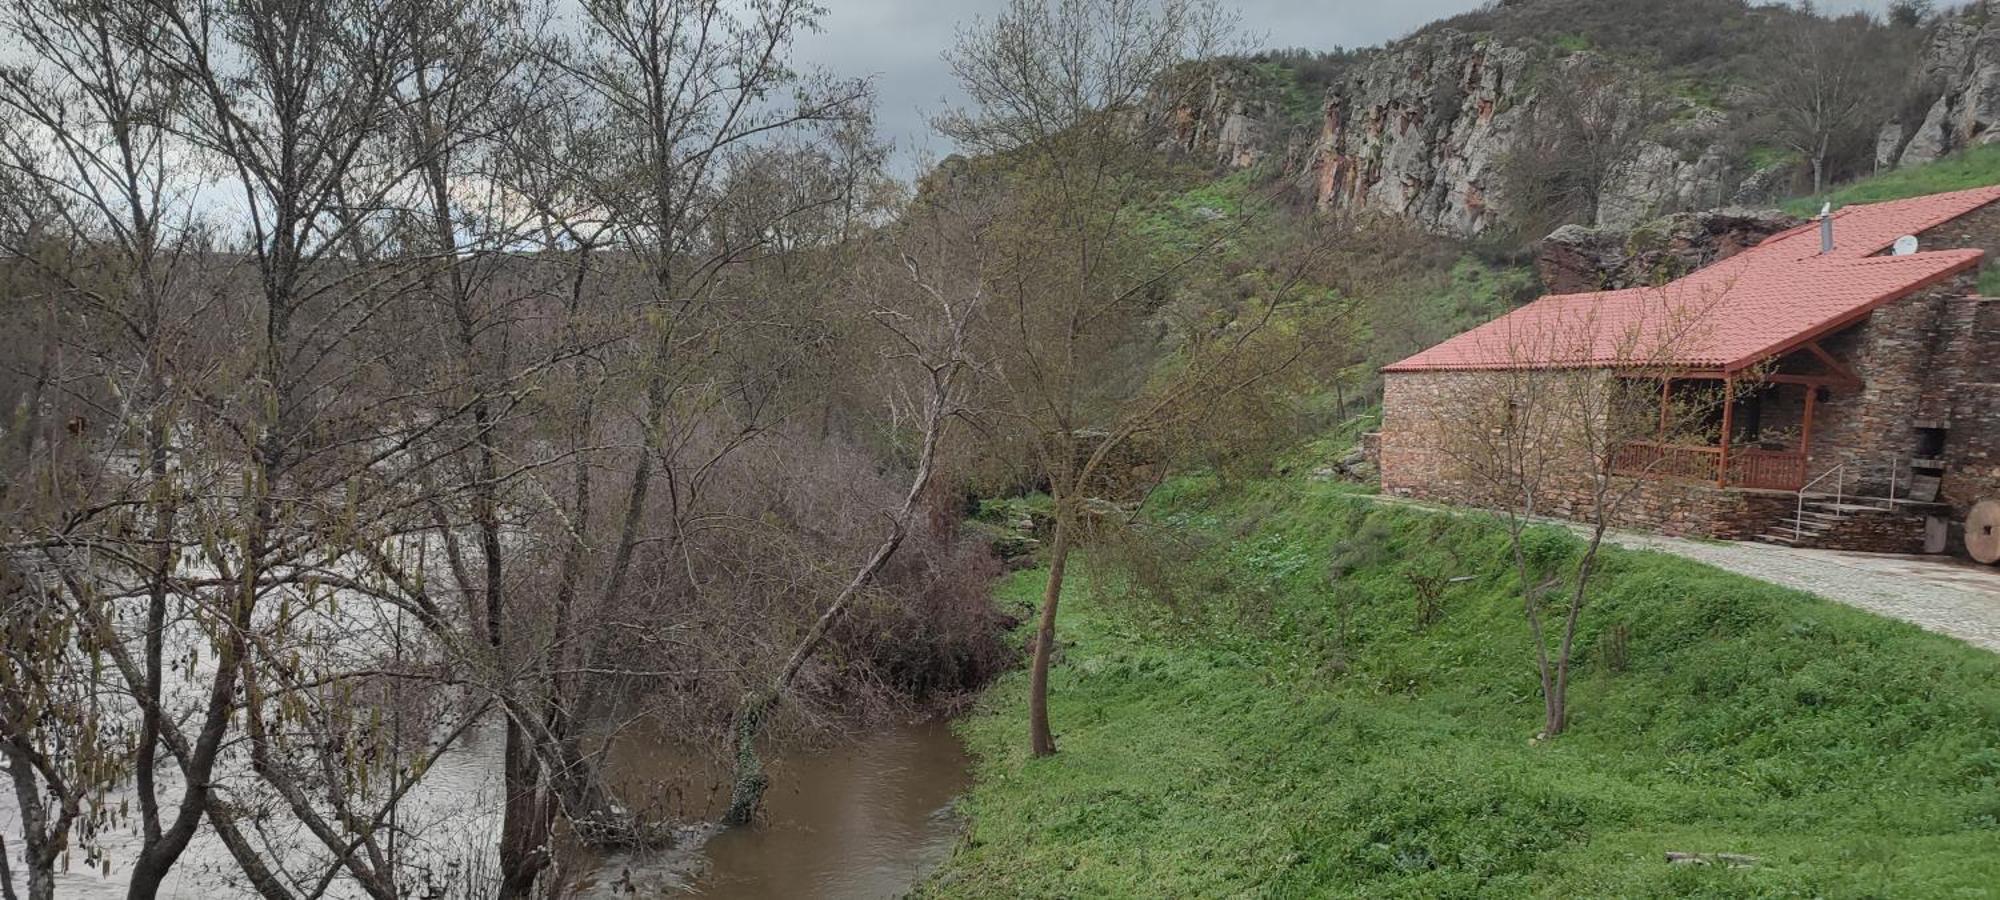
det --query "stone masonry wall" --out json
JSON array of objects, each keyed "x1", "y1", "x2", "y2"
[
  {"x1": 1380, "y1": 370, "x2": 1795, "y2": 539},
  {"x1": 1916, "y1": 206, "x2": 2000, "y2": 523},
  {"x1": 1379, "y1": 370, "x2": 1490, "y2": 502},
  {"x1": 1937, "y1": 298, "x2": 2000, "y2": 519},
  {"x1": 1808, "y1": 281, "x2": 1970, "y2": 493},
  {"x1": 1916, "y1": 197, "x2": 2000, "y2": 263}
]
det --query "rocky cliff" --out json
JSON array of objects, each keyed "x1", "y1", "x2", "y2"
[
  {"x1": 1297, "y1": 30, "x2": 1523, "y2": 236},
  {"x1": 1879, "y1": 0, "x2": 2000, "y2": 169},
  {"x1": 1163, "y1": 32, "x2": 1745, "y2": 236},
  {"x1": 1161, "y1": 3, "x2": 1964, "y2": 241}
]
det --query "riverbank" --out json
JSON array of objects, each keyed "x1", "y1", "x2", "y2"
[{"x1": 927, "y1": 476, "x2": 2000, "y2": 896}]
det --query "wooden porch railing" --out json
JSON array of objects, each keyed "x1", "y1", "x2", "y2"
[
  {"x1": 1614, "y1": 441, "x2": 1720, "y2": 483},
  {"x1": 1613, "y1": 442, "x2": 1806, "y2": 491},
  {"x1": 1724, "y1": 448, "x2": 1808, "y2": 491}
]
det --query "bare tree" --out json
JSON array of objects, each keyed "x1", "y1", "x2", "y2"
[
  {"x1": 1410, "y1": 283, "x2": 1747, "y2": 737},
  {"x1": 721, "y1": 190, "x2": 986, "y2": 826},
  {"x1": 1501, "y1": 59, "x2": 1662, "y2": 232},
  {"x1": 0, "y1": 0, "x2": 1020, "y2": 893},
  {"x1": 1752, "y1": 11, "x2": 1905, "y2": 195},
  {"x1": 0, "y1": 1, "x2": 236, "y2": 893}
]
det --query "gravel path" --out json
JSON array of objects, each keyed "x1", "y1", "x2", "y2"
[
  {"x1": 1366, "y1": 495, "x2": 2000, "y2": 654},
  {"x1": 1596, "y1": 530, "x2": 2000, "y2": 653}
]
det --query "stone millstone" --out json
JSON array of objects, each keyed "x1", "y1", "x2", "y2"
[{"x1": 1966, "y1": 499, "x2": 2000, "y2": 565}]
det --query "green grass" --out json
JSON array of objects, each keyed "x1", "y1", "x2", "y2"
[
  {"x1": 1137, "y1": 168, "x2": 1267, "y2": 260},
  {"x1": 929, "y1": 476, "x2": 2000, "y2": 898},
  {"x1": 1783, "y1": 144, "x2": 2000, "y2": 216},
  {"x1": 1552, "y1": 33, "x2": 1591, "y2": 53}
]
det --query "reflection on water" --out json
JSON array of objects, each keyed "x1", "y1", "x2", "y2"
[{"x1": 571, "y1": 719, "x2": 971, "y2": 899}]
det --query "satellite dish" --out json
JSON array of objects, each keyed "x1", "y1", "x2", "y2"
[{"x1": 1893, "y1": 235, "x2": 1920, "y2": 256}]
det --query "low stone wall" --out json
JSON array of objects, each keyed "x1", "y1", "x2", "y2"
[
  {"x1": 1537, "y1": 478, "x2": 1797, "y2": 540},
  {"x1": 1809, "y1": 509, "x2": 1937, "y2": 555}
]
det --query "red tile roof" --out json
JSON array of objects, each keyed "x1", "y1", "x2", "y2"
[{"x1": 1383, "y1": 185, "x2": 2000, "y2": 374}]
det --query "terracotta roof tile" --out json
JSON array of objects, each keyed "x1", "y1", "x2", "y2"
[{"x1": 1384, "y1": 185, "x2": 2000, "y2": 373}]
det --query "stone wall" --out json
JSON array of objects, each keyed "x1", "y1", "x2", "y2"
[
  {"x1": 1807, "y1": 281, "x2": 1969, "y2": 493},
  {"x1": 1916, "y1": 203, "x2": 2000, "y2": 525},
  {"x1": 1936, "y1": 298, "x2": 2000, "y2": 521},
  {"x1": 1380, "y1": 370, "x2": 1796, "y2": 539},
  {"x1": 1809, "y1": 507, "x2": 1941, "y2": 555},
  {"x1": 1796, "y1": 203, "x2": 2000, "y2": 526},
  {"x1": 1378, "y1": 369, "x2": 1495, "y2": 501},
  {"x1": 1916, "y1": 196, "x2": 2000, "y2": 262}
]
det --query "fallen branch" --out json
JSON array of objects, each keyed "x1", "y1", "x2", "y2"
[{"x1": 1665, "y1": 851, "x2": 1761, "y2": 867}]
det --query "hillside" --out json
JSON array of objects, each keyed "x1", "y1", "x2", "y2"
[
  {"x1": 929, "y1": 472, "x2": 2000, "y2": 896},
  {"x1": 1160, "y1": 0, "x2": 1993, "y2": 240}
]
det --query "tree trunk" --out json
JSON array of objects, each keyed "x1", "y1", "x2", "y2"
[
  {"x1": 496, "y1": 720, "x2": 549, "y2": 899},
  {"x1": 0, "y1": 834, "x2": 19, "y2": 900},
  {"x1": 4, "y1": 748, "x2": 56, "y2": 900},
  {"x1": 1029, "y1": 513, "x2": 1073, "y2": 758}
]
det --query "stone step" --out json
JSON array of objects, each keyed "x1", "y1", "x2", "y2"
[{"x1": 1802, "y1": 501, "x2": 1896, "y2": 516}]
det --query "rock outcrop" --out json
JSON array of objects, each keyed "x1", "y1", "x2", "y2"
[
  {"x1": 1597, "y1": 114, "x2": 1738, "y2": 230},
  {"x1": 1296, "y1": 30, "x2": 1527, "y2": 236},
  {"x1": 1282, "y1": 31, "x2": 1733, "y2": 236},
  {"x1": 1534, "y1": 207, "x2": 1801, "y2": 294},
  {"x1": 1156, "y1": 69, "x2": 1289, "y2": 171},
  {"x1": 1878, "y1": 0, "x2": 2000, "y2": 169},
  {"x1": 1150, "y1": 6, "x2": 1959, "y2": 239}
]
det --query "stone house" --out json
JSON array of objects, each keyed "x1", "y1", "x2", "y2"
[{"x1": 1374, "y1": 186, "x2": 2000, "y2": 555}]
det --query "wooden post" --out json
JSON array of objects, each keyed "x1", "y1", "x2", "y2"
[
  {"x1": 1717, "y1": 376, "x2": 1734, "y2": 487},
  {"x1": 1800, "y1": 385, "x2": 1816, "y2": 458},
  {"x1": 1658, "y1": 378, "x2": 1671, "y2": 443},
  {"x1": 1800, "y1": 384, "x2": 1817, "y2": 489}
]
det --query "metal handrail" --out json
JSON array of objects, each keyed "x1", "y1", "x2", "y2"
[{"x1": 1795, "y1": 462, "x2": 1845, "y2": 541}]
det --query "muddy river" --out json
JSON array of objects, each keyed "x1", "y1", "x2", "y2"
[{"x1": 570, "y1": 719, "x2": 974, "y2": 898}]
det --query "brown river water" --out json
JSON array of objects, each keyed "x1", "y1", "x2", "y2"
[{"x1": 567, "y1": 719, "x2": 974, "y2": 898}]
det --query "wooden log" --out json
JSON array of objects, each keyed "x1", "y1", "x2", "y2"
[{"x1": 1665, "y1": 851, "x2": 1761, "y2": 867}]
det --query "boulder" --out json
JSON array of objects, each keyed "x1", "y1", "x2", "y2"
[{"x1": 1534, "y1": 207, "x2": 1801, "y2": 294}]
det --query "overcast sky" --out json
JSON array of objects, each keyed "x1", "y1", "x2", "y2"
[{"x1": 794, "y1": 0, "x2": 1903, "y2": 177}]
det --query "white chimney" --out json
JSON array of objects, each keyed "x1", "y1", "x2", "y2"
[{"x1": 1819, "y1": 202, "x2": 1833, "y2": 255}]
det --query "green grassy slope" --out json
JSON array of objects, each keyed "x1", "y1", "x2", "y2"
[
  {"x1": 1783, "y1": 144, "x2": 2000, "y2": 216},
  {"x1": 929, "y1": 477, "x2": 2000, "y2": 898}
]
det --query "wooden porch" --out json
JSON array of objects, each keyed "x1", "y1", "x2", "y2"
[
  {"x1": 1612, "y1": 442, "x2": 1809, "y2": 491},
  {"x1": 1611, "y1": 342, "x2": 1861, "y2": 493}
]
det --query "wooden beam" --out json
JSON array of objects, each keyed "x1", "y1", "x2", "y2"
[
  {"x1": 1801, "y1": 341, "x2": 1863, "y2": 388},
  {"x1": 1762, "y1": 373, "x2": 1845, "y2": 388}
]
